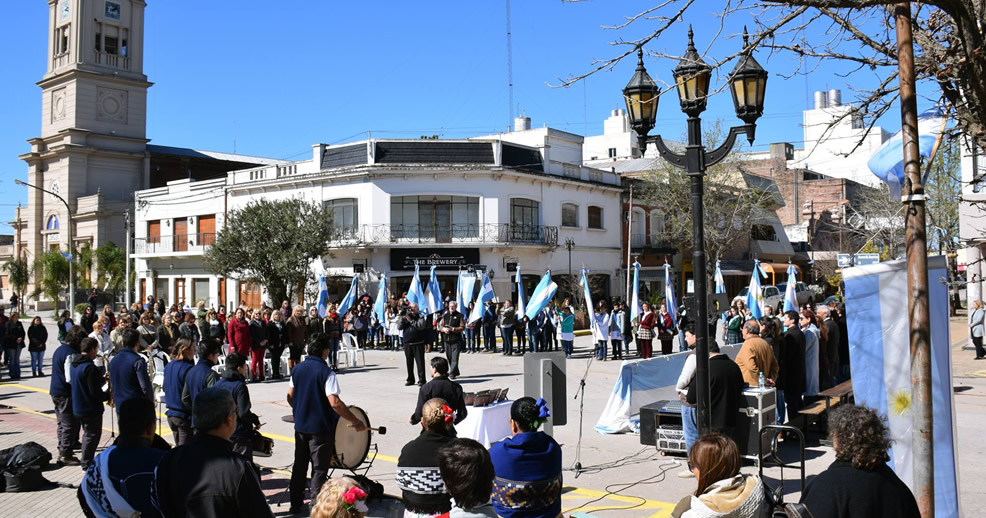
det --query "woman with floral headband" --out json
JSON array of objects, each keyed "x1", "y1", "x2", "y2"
[
  {"x1": 311, "y1": 477, "x2": 369, "y2": 518},
  {"x1": 396, "y1": 397, "x2": 456, "y2": 517},
  {"x1": 489, "y1": 397, "x2": 563, "y2": 518}
]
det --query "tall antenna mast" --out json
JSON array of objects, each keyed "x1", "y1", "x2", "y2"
[{"x1": 505, "y1": 0, "x2": 514, "y2": 130}]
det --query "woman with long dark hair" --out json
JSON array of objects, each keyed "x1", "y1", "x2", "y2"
[
  {"x1": 637, "y1": 302, "x2": 655, "y2": 359},
  {"x1": 27, "y1": 316, "x2": 47, "y2": 377}
]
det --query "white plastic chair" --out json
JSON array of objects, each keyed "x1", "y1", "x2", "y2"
[
  {"x1": 338, "y1": 333, "x2": 365, "y2": 369},
  {"x1": 280, "y1": 348, "x2": 291, "y2": 377}
]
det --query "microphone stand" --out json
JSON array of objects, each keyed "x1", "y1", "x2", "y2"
[{"x1": 571, "y1": 355, "x2": 594, "y2": 478}]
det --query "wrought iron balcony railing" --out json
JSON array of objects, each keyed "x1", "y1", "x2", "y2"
[
  {"x1": 629, "y1": 233, "x2": 676, "y2": 251},
  {"x1": 329, "y1": 224, "x2": 558, "y2": 247},
  {"x1": 133, "y1": 233, "x2": 216, "y2": 255}
]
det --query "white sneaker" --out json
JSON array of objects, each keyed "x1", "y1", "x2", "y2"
[{"x1": 678, "y1": 469, "x2": 695, "y2": 479}]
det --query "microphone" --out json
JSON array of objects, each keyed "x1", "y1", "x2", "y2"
[{"x1": 573, "y1": 462, "x2": 583, "y2": 478}]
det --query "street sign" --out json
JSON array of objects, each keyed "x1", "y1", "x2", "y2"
[
  {"x1": 854, "y1": 253, "x2": 880, "y2": 266},
  {"x1": 837, "y1": 253, "x2": 852, "y2": 268}
]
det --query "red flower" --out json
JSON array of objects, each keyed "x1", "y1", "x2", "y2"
[
  {"x1": 343, "y1": 486, "x2": 367, "y2": 505},
  {"x1": 441, "y1": 404, "x2": 454, "y2": 423}
]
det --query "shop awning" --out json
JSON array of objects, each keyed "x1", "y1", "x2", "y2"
[{"x1": 761, "y1": 263, "x2": 801, "y2": 284}]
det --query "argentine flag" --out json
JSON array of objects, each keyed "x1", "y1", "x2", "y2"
[
  {"x1": 317, "y1": 275, "x2": 330, "y2": 318},
  {"x1": 515, "y1": 267, "x2": 526, "y2": 318},
  {"x1": 745, "y1": 260, "x2": 765, "y2": 320},
  {"x1": 337, "y1": 275, "x2": 359, "y2": 317},
  {"x1": 407, "y1": 264, "x2": 427, "y2": 310},
  {"x1": 525, "y1": 270, "x2": 558, "y2": 320},
  {"x1": 425, "y1": 265, "x2": 443, "y2": 315},
  {"x1": 783, "y1": 264, "x2": 799, "y2": 313},
  {"x1": 579, "y1": 268, "x2": 595, "y2": 332},
  {"x1": 664, "y1": 264, "x2": 678, "y2": 327},
  {"x1": 373, "y1": 274, "x2": 387, "y2": 326},
  {"x1": 867, "y1": 108, "x2": 947, "y2": 200},
  {"x1": 468, "y1": 272, "x2": 496, "y2": 323},
  {"x1": 714, "y1": 261, "x2": 727, "y2": 322},
  {"x1": 844, "y1": 256, "x2": 959, "y2": 517},
  {"x1": 457, "y1": 271, "x2": 477, "y2": 314},
  {"x1": 630, "y1": 262, "x2": 642, "y2": 321}
]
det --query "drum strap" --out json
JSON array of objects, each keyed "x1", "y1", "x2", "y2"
[{"x1": 395, "y1": 467, "x2": 446, "y2": 495}]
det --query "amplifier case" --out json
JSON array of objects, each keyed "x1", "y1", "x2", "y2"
[{"x1": 734, "y1": 387, "x2": 777, "y2": 461}]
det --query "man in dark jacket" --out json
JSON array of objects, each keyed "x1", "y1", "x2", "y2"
[
  {"x1": 109, "y1": 328, "x2": 153, "y2": 412},
  {"x1": 818, "y1": 305, "x2": 840, "y2": 388},
  {"x1": 181, "y1": 340, "x2": 221, "y2": 418},
  {"x1": 214, "y1": 353, "x2": 261, "y2": 461},
  {"x1": 153, "y1": 388, "x2": 273, "y2": 518},
  {"x1": 482, "y1": 300, "x2": 497, "y2": 353},
  {"x1": 439, "y1": 302, "x2": 465, "y2": 379},
  {"x1": 287, "y1": 333, "x2": 366, "y2": 514},
  {"x1": 779, "y1": 310, "x2": 807, "y2": 423},
  {"x1": 51, "y1": 325, "x2": 86, "y2": 465},
  {"x1": 410, "y1": 357, "x2": 467, "y2": 426},
  {"x1": 72, "y1": 337, "x2": 110, "y2": 467},
  {"x1": 401, "y1": 303, "x2": 430, "y2": 386}
]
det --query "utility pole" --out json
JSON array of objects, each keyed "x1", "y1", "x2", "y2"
[
  {"x1": 125, "y1": 209, "x2": 131, "y2": 309},
  {"x1": 625, "y1": 184, "x2": 634, "y2": 305},
  {"x1": 896, "y1": 3, "x2": 933, "y2": 516}
]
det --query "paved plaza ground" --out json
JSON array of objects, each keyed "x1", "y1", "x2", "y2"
[{"x1": 1, "y1": 311, "x2": 985, "y2": 517}]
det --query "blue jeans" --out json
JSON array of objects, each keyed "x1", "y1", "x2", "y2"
[
  {"x1": 776, "y1": 389, "x2": 785, "y2": 424},
  {"x1": 501, "y1": 326, "x2": 514, "y2": 354},
  {"x1": 329, "y1": 339, "x2": 340, "y2": 368},
  {"x1": 528, "y1": 330, "x2": 540, "y2": 353},
  {"x1": 30, "y1": 350, "x2": 44, "y2": 375},
  {"x1": 6, "y1": 346, "x2": 22, "y2": 379},
  {"x1": 611, "y1": 338, "x2": 623, "y2": 359},
  {"x1": 561, "y1": 340, "x2": 573, "y2": 357},
  {"x1": 596, "y1": 340, "x2": 607, "y2": 359},
  {"x1": 682, "y1": 404, "x2": 699, "y2": 455},
  {"x1": 483, "y1": 324, "x2": 496, "y2": 351}
]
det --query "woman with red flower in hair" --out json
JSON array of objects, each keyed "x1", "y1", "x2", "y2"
[
  {"x1": 311, "y1": 477, "x2": 369, "y2": 518},
  {"x1": 397, "y1": 397, "x2": 456, "y2": 517}
]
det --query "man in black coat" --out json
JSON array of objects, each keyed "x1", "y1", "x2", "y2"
[
  {"x1": 410, "y1": 357, "x2": 467, "y2": 426},
  {"x1": 401, "y1": 304, "x2": 430, "y2": 386},
  {"x1": 439, "y1": 302, "x2": 465, "y2": 379},
  {"x1": 153, "y1": 388, "x2": 273, "y2": 518},
  {"x1": 779, "y1": 310, "x2": 807, "y2": 423}
]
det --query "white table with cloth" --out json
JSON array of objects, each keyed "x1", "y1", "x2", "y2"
[{"x1": 456, "y1": 400, "x2": 513, "y2": 448}]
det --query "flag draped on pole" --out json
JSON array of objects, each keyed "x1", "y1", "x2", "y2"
[
  {"x1": 745, "y1": 260, "x2": 765, "y2": 320},
  {"x1": 337, "y1": 275, "x2": 359, "y2": 317},
  {"x1": 408, "y1": 264, "x2": 427, "y2": 310},
  {"x1": 630, "y1": 261, "x2": 642, "y2": 321},
  {"x1": 714, "y1": 261, "x2": 727, "y2": 322},
  {"x1": 373, "y1": 274, "x2": 387, "y2": 326},
  {"x1": 663, "y1": 263, "x2": 679, "y2": 327},
  {"x1": 580, "y1": 268, "x2": 595, "y2": 332},
  {"x1": 515, "y1": 267, "x2": 526, "y2": 318},
  {"x1": 468, "y1": 272, "x2": 496, "y2": 323},
  {"x1": 425, "y1": 265, "x2": 443, "y2": 315},
  {"x1": 317, "y1": 275, "x2": 330, "y2": 318},
  {"x1": 525, "y1": 270, "x2": 558, "y2": 320},
  {"x1": 457, "y1": 271, "x2": 477, "y2": 313},
  {"x1": 867, "y1": 108, "x2": 947, "y2": 200},
  {"x1": 783, "y1": 264, "x2": 799, "y2": 313}
]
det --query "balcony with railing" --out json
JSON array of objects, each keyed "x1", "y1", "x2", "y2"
[
  {"x1": 133, "y1": 233, "x2": 216, "y2": 256},
  {"x1": 629, "y1": 233, "x2": 677, "y2": 253},
  {"x1": 329, "y1": 224, "x2": 558, "y2": 248}
]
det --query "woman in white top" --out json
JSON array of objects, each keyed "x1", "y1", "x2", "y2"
[
  {"x1": 970, "y1": 299, "x2": 985, "y2": 360},
  {"x1": 387, "y1": 304, "x2": 403, "y2": 350},
  {"x1": 593, "y1": 301, "x2": 611, "y2": 360},
  {"x1": 88, "y1": 318, "x2": 114, "y2": 368},
  {"x1": 610, "y1": 303, "x2": 625, "y2": 361}
]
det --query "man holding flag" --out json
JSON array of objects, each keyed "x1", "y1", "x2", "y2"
[
  {"x1": 524, "y1": 271, "x2": 558, "y2": 354},
  {"x1": 468, "y1": 272, "x2": 497, "y2": 352}
]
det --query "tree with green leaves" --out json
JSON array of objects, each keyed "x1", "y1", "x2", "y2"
[
  {"x1": 95, "y1": 241, "x2": 127, "y2": 293},
  {"x1": 204, "y1": 198, "x2": 334, "y2": 306},
  {"x1": 3, "y1": 257, "x2": 30, "y2": 309},
  {"x1": 75, "y1": 242, "x2": 94, "y2": 289},
  {"x1": 33, "y1": 250, "x2": 70, "y2": 312}
]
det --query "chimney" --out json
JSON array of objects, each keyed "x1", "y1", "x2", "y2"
[
  {"x1": 813, "y1": 91, "x2": 827, "y2": 110},
  {"x1": 514, "y1": 116, "x2": 531, "y2": 131},
  {"x1": 828, "y1": 89, "x2": 841, "y2": 107},
  {"x1": 770, "y1": 142, "x2": 794, "y2": 160}
]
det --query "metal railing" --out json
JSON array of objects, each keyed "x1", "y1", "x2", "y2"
[
  {"x1": 630, "y1": 233, "x2": 675, "y2": 250},
  {"x1": 134, "y1": 233, "x2": 216, "y2": 255},
  {"x1": 329, "y1": 224, "x2": 558, "y2": 247}
]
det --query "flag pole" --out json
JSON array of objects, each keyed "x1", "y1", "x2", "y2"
[
  {"x1": 896, "y1": 3, "x2": 934, "y2": 516},
  {"x1": 625, "y1": 184, "x2": 634, "y2": 306}
]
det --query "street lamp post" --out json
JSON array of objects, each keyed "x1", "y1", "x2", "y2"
[
  {"x1": 622, "y1": 27, "x2": 767, "y2": 434},
  {"x1": 15, "y1": 179, "x2": 75, "y2": 313},
  {"x1": 565, "y1": 238, "x2": 576, "y2": 301}
]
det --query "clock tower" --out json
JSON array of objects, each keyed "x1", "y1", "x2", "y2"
[{"x1": 18, "y1": 0, "x2": 151, "y2": 303}]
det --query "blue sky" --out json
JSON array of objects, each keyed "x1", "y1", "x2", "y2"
[{"x1": 0, "y1": 1, "x2": 909, "y2": 231}]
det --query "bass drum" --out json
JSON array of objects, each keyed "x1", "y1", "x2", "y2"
[{"x1": 330, "y1": 405, "x2": 371, "y2": 469}]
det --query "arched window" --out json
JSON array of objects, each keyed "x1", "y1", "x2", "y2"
[
  {"x1": 46, "y1": 215, "x2": 59, "y2": 230},
  {"x1": 630, "y1": 207, "x2": 646, "y2": 247},
  {"x1": 649, "y1": 210, "x2": 665, "y2": 244},
  {"x1": 561, "y1": 203, "x2": 579, "y2": 227}
]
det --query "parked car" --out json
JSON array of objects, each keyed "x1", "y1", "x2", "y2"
[
  {"x1": 775, "y1": 281, "x2": 814, "y2": 306},
  {"x1": 732, "y1": 285, "x2": 785, "y2": 313}
]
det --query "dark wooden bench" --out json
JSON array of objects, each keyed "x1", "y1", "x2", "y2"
[{"x1": 798, "y1": 380, "x2": 853, "y2": 442}]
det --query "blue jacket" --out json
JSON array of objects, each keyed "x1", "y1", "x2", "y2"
[
  {"x1": 164, "y1": 359, "x2": 194, "y2": 418},
  {"x1": 71, "y1": 356, "x2": 107, "y2": 416},
  {"x1": 109, "y1": 348, "x2": 153, "y2": 411},
  {"x1": 291, "y1": 355, "x2": 339, "y2": 435},
  {"x1": 50, "y1": 343, "x2": 79, "y2": 397},
  {"x1": 214, "y1": 369, "x2": 260, "y2": 439},
  {"x1": 181, "y1": 358, "x2": 219, "y2": 414},
  {"x1": 489, "y1": 431, "x2": 563, "y2": 518}
]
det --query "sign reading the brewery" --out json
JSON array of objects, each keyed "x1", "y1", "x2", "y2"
[{"x1": 391, "y1": 249, "x2": 480, "y2": 271}]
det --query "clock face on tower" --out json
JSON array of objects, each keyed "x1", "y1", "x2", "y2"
[
  {"x1": 49, "y1": 180, "x2": 61, "y2": 201},
  {"x1": 58, "y1": 1, "x2": 70, "y2": 21},
  {"x1": 105, "y1": 2, "x2": 121, "y2": 20}
]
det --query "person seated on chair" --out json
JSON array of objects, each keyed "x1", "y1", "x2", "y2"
[
  {"x1": 410, "y1": 357, "x2": 467, "y2": 427},
  {"x1": 213, "y1": 352, "x2": 262, "y2": 462},
  {"x1": 489, "y1": 397, "x2": 562, "y2": 518},
  {"x1": 800, "y1": 404, "x2": 920, "y2": 518},
  {"x1": 397, "y1": 397, "x2": 457, "y2": 517},
  {"x1": 437, "y1": 438, "x2": 498, "y2": 517},
  {"x1": 310, "y1": 477, "x2": 370, "y2": 518},
  {"x1": 670, "y1": 433, "x2": 768, "y2": 518}
]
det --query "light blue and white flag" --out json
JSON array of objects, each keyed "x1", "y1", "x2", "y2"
[
  {"x1": 468, "y1": 272, "x2": 496, "y2": 323},
  {"x1": 663, "y1": 264, "x2": 678, "y2": 327},
  {"x1": 515, "y1": 267, "x2": 527, "y2": 318},
  {"x1": 714, "y1": 261, "x2": 727, "y2": 322},
  {"x1": 337, "y1": 275, "x2": 359, "y2": 317},
  {"x1": 317, "y1": 275, "x2": 330, "y2": 318},
  {"x1": 844, "y1": 256, "x2": 958, "y2": 517},
  {"x1": 407, "y1": 264, "x2": 428, "y2": 310},
  {"x1": 580, "y1": 268, "x2": 595, "y2": 332},
  {"x1": 630, "y1": 262, "x2": 642, "y2": 321},
  {"x1": 867, "y1": 108, "x2": 947, "y2": 200},
  {"x1": 525, "y1": 270, "x2": 558, "y2": 320},
  {"x1": 457, "y1": 271, "x2": 477, "y2": 314},
  {"x1": 745, "y1": 260, "x2": 765, "y2": 320},
  {"x1": 373, "y1": 274, "x2": 387, "y2": 326},
  {"x1": 425, "y1": 265, "x2": 443, "y2": 315},
  {"x1": 783, "y1": 264, "x2": 799, "y2": 313}
]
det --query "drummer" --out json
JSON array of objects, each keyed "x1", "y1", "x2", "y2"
[{"x1": 287, "y1": 333, "x2": 367, "y2": 514}]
